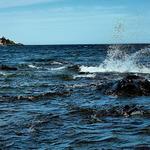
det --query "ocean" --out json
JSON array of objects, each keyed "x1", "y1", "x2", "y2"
[{"x1": 0, "y1": 44, "x2": 150, "y2": 149}]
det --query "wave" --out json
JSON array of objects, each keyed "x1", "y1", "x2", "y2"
[
  {"x1": 28, "y1": 64, "x2": 40, "y2": 69},
  {"x1": 73, "y1": 74, "x2": 96, "y2": 79},
  {"x1": 1, "y1": 90, "x2": 71, "y2": 102},
  {"x1": 50, "y1": 66, "x2": 66, "y2": 71},
  {"x1": 0, "y1": 71, "x2": 6, "y2": 76},
  {"x1": 51, "y1": 61, "x2": 63, "y2": 65},
  {"x1": 27, "y1": 58, "x2": 68, "y2": 66},
  {"x1": 80, "y1": 46, "x2": 150, "y2": 74}
]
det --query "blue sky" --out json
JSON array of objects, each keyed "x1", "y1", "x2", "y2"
[{"x1": 0, "y1": 0, "x2": 150, "y2": 44}]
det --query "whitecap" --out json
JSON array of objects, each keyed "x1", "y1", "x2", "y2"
[
  {"x1": 51, "y1": 61, "x2": 63, "y2": 65},
  {"x1": 73, "y1": 74, "x2": 96, "y2": 79},
  {"x1": 28, "y1": 64, "x2": 40, "y2": 69},
  {"x1": 0, "y1": 71, "x2": 6, "y2": 76},
  {"x1": 50, "y1": 66, "x2": 66, "y2": 71}
]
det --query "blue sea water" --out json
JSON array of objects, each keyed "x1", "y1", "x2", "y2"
[{"x1": 0, "y1": 44, "x2": 150, "y2": 149}]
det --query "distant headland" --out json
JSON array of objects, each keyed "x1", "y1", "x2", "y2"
[{"x1": 0, "y1": 36, "x2": 23, "y2": 46}]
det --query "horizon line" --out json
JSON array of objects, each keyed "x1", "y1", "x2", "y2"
[{"x1": 20, "y1": 43, "x2": 150, "y2": 46}]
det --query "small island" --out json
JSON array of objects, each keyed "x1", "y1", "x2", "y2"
[{"x1": 0, "y1": 36, "x2": 23, "y2": 46}]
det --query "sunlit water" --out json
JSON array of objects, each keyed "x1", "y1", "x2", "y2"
[{"x1": 0, "y1": 44, "x2": 150, "y2": 149}]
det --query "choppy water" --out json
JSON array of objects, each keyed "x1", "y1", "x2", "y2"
[{"x1": 0, "y1": 44, "x2": 150, "y2": 149}]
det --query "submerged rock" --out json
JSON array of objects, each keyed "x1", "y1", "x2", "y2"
[
  {"x1": 67, "y1": 65, "x2": 80, "y2": 72},
  {"x1": 122, "y1": 105, "x2": 144, "y2": 117},
  {"x1": 96, "y1": 105, "x2": 144, "y2": 117},
  {"x1": 1, "y1": 90, "x2": 71, "y2": 102},
  {"x1": 0, "y1": 65, "x2": 18, "y2": 71},
  {"x1": 70, "y1": 104, "x2": 148, "y2": 121},
  {"x1": 97, "y1": 74, "x2": 150, "y2": 97}
]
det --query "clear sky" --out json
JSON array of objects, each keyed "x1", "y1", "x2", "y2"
[{"x1": 0, "y1": 0, "x2": 150, "y2": 44}]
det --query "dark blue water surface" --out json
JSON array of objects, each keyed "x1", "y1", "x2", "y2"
[{"x1": 0, "y1": 44, "x2": 150, "y2": 149}]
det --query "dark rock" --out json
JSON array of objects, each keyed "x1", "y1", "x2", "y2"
[
  {"x1": 0, "y1": 65, "x2": 18, "y2": 71},
  {"x1": 0, "y1": 36, "x2": 23, "y2": 45},
  {"x1": 70, "y1": 105, "x2": 146, "y2": 120},
  {"x1": 97, "y1": 74, "x2": 150, "y2": 97},
  {"x1": 97, "y1": 105, "x2": 144, "y2": 117},
  {"x1": 122, "y1": 105, "x2": 143, "y2": 117},
  {"x1": 67, "y1": 65, "x2": 80, "y2": 72},
  {"x1": 56, "y1": 74, "x2": 74, "y2": 81}
]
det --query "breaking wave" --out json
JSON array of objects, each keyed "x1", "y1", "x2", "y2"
[{"x1": 80, "y1": 46, "x2": 150, "y2": 74}]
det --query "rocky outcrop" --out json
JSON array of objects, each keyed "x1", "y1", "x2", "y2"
[
  {"x1": 0, "y1": 36, "x2": 23, "y2": 45},
  {"x1": 97, "y1": 75, "x2": 150, "y2": 97}
]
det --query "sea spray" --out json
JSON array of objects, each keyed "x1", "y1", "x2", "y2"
[{"x1": 80, "y1": 45, "x2": 150, "y2": 74}]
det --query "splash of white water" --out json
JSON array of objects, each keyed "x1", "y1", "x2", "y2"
[{"x1": 80, "y1": 46, "x2": 150, "y2": 74}]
